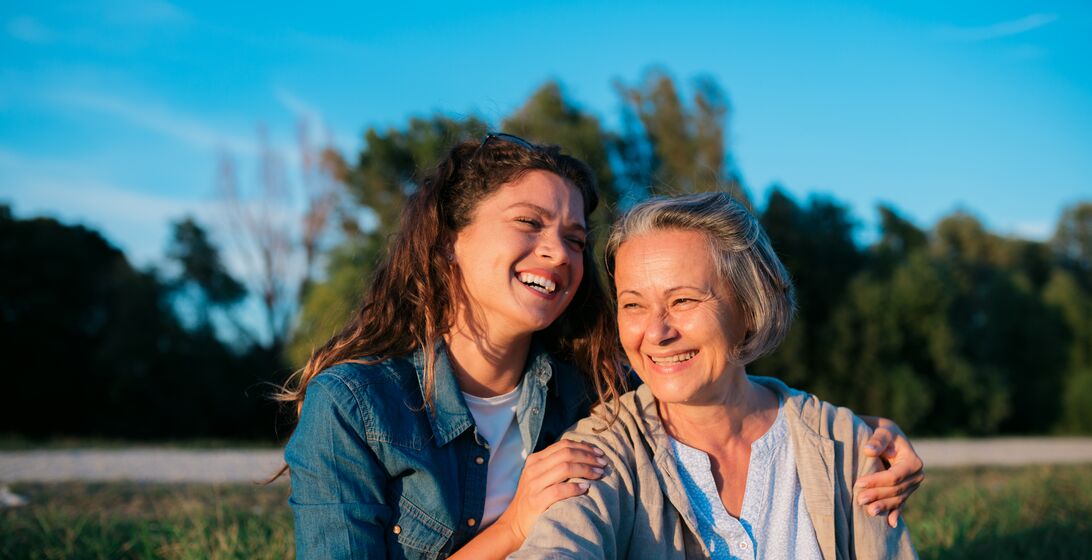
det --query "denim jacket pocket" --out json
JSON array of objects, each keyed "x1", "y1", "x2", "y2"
[{"x1": 389, "y1": 494, "x2": 454, "y2": 559}]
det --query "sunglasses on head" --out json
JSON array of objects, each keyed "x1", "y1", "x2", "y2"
[{"x1": 471, "y1": 132, "x2": 538, "y2": 160}]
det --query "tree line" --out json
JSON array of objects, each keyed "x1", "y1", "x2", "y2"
[{"x1": 2, "y1": 70, "x2": 1089, "y2": 440}]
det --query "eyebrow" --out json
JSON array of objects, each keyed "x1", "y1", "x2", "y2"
[
  {"x1": 509, "y1": 202, "x2": 588, "y2": 233},
  {"x1": 617, "y1": 285, "x2": 713, "y2": 298}
]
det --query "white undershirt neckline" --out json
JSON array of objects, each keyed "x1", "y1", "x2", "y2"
[{"x1": 463, "y1": 380, "x2": 528, "y2": 527}]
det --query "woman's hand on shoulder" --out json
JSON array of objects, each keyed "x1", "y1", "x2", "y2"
[
  {"x1": 856, "y1": 415, "x2": 925, "y2": 528},
  {"x1": 493, "y1": 439, "x2": 608, "y2": 544}
]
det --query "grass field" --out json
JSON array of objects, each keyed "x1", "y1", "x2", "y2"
[{"x1": 2, "y1": 464, "x2": 1090, "y2": 559}]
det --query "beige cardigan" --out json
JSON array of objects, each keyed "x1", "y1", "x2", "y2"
[{"x1": 510, "y1": 376, "x2": 917, "y2": 559}]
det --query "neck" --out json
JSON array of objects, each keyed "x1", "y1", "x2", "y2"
[
  {"x1": 444, "y1": 318, "x2": 532, "y2": 398},
  {"x1": 658, "y1": 368, "x2": 778, "y2": 451}
]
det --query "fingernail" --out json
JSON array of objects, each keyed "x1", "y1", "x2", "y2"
[
  {"x1": 597, "y1": 457, "x2": 608, "y2": 466},
  {"x1": 857, "y1": 495, "x2": 870, "y2": 506},
  {"x1": 578, "y1": 482, "x2": 589, "y2": 490},
  {"x1": 870, "y1": 505, "x2": 882, "y2": 516},
  {"x1": 592, "y1": 467, "x2": 604, "y2": 475},
  {"x1": 593, "y1": 448, "x2": 605, "y2": 456},
  {"x1": 865, "y1": 444, "x2": 878, "y2": 452}
]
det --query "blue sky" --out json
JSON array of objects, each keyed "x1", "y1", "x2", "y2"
[{"x1": 2, "y1": 0, "x2": 1090, "y2": 268}]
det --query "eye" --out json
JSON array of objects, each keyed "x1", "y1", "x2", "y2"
[
  {"x1": 620, "y1": 301, "x2": 643, "y2": 310},
  {"x1": 515, "y1": 217, "x2": 542, "y2": 229},
  {"x1": 671, "y1": 297, "x2": 698, "y2": 309},
  {"x1": 566, "y1": 236, "x2": 587, "y2": 250}
]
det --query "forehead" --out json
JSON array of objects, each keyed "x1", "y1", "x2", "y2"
[
  {"x1": 478, "y1": 170, "x2": 585, "y2": 220},
  {"x1": 614, "y1": 229, "x2": 719, "y2": 289}
]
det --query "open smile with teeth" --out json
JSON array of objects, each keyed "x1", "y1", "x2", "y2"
[
  {"x1": 518, "y1": 272, "x2": 558, "y2": 295},
  {"x1": 649, "y1": 351, "x2": 697, "y2": 365}
]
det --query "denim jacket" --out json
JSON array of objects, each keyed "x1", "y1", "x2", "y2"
[{"x1": 285, "y1": 340, "x2": 594, "y2": 559}]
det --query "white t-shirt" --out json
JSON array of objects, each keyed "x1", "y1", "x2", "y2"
[{"x1": 463, "y1": 382, "x2": 528, "y2": 527}]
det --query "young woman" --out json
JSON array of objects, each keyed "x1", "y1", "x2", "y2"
[{"x1": 282, "y1": 134, "x2": 923, "y2": 559}]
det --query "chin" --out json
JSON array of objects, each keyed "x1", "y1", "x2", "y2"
[{"x1": 651, "y1": 377, "x2": 711, "y2": 403}]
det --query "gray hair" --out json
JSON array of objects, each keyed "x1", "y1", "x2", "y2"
[{"x1": 604, "y1": 192, "x2": 796, "y2": 365}]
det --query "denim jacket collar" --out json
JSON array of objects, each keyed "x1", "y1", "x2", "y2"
[{"x1": 411, "y1": 338, "x2": 555, "y2": 448}]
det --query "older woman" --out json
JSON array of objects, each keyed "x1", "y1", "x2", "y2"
[{"x1": 512, "y1": 192, "x2": 917, "y2": 559}]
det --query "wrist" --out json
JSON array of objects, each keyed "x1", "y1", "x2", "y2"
[{"x1": 492, "y1": 515, "x2": 526, "y2": 549}]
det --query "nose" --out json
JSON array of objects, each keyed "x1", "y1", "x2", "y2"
[
  {"x1": 535, "y1": 228, "x2": 571, "y2": 266},
  {"x1": 644, "y1": 309, "x2": 679, "y2": 346}
]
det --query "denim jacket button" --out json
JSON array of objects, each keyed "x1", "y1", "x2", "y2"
[
  {"x1": 532, "y1": 407, "x2": 540, "y2": 415},
  {"x1": 467, "y1": 518, "x2": 477, "y2": 527},
  {"x1": 474, "y1": 456, "x2": 485, "y2": 465},
  {"x1": 392, "y1": 524, "x2": 401, "y2": 535}
]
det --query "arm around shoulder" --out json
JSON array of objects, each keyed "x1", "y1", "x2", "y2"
[
  {"x1": 285, "y1": 372, "x2": 392, "y2": 559},
  {"x1": 844, "y1": 412, "x2": 918, "y2": 559}
]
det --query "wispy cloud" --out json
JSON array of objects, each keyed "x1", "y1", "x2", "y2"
[
  {"x1": 274, "y1": 86, "x2": 323, "y2": 124},
  {"x1": 49, "y1": 90, "x2": 258, "y2": 156},
  {"x1": 0, "y1": 161, "x2": 213, "y2": 265},
  {"x1": 0, "y1": 146, "x2": 306, "y2": 283},
  {"x1": 6, "y1": 16, "x2": 55, "y2": 44},
  {"x1": 936, "y1": 13, "x2": 1058, "y2": 43}
]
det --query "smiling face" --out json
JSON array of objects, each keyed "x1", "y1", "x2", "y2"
[
  {"x1": 451, "y1": 169, "x2": 587, "y2": 341},
  {"x1": 614, "y1": 228, "x2": 749, "y2": 406}
]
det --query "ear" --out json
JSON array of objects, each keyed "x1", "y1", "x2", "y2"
[{"x1": 441, "y1": 233, "x2": 457, "y2": 264}]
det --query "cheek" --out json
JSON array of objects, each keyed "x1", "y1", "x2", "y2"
[
  {"x1": 617, "y1": 314, "x2": 643, "y2": 352},
  {"x1": 571, "y1": 251, "x2": 585, "y2": 286}
]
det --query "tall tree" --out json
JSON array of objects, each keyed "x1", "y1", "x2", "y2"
[
  {"x1": 503, "y1": 81, "x2": 621, "y2": 257},
  {"x1": 349, "y1": 116, "x2": 488, "y2": 235},
  {"x1": 615, "y1": 69, "x2": 745, "y2": 202},
  {"x1": 1043, "y1": 269, "x2": 1092, "y2": 432},
  {"x1": 755, "y1": 188, "x2": 863, "y2": 390},
  {"x1": 217, "y1": 121, "x2": 342, "y2": 353},
  {"x1": 927, "y1": 213, "x2": 1066, "y2": 433},
  {"x1": 874, "y1": 205, "x2": 927, "y2": 272},
  {"x1": 166, "y1": 217, "x2": 246, "y2": 331},
  {"x1": 503, "y1": 81, "x2": 619, "y2": 218}
]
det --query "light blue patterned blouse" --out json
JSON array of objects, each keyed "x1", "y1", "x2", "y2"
[{"x1": 668, "y1": 400, "x2": 824, "y2": 560}]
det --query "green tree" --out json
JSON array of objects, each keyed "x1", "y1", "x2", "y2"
[
  {"x1": 1043, "y1": 268, "x2": 1092, "y2": 432},
  {"x1": 754, "y1": 188, "x2": 863, "y2": 390},
  {"x1": 1053, "y1": 201, "x2": 1092, "y2": 274},
  {"x1": 502, "y1": 81, "x2": 621, "y2": 257},
  {"x1": 350, "y1": 115, "x2": 488, "y2": 235},
  {"x1": 818, "y1": 252, "x2": 947, "y2": 430},
  {"x1": 615, "y1": 69, "x2": 745, "y2": 202},
  {"x1": 502, "y1": 81, "x2": 619, "y2": 214},
  {"x1": 874, "y1": 205, "x2": 927, "y2": 272},
  {"x1": 926, "y1": 213, "x2": 1066, "y2": 433},
  {"x1": 0, "y1": 208, "x2": 284, "y2": 440},
  {"x1": 166, "y1": 217, "x2": 246, "y2": 330}
]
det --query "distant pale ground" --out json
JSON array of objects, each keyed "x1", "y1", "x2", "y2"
[{"x1": 1, "y1": 439, "x2": 1091, "y2": 483}]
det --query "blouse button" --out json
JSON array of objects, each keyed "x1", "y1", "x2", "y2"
[
  {"x1": 475, "y1": 456, "x2": 485, "y2": 465},
  {"x1": 392, "y1": 525, "x2": 401, "y2": 535},
  {"x1": 467, "y1": 518, "x2": 477, "y2": 527}
]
